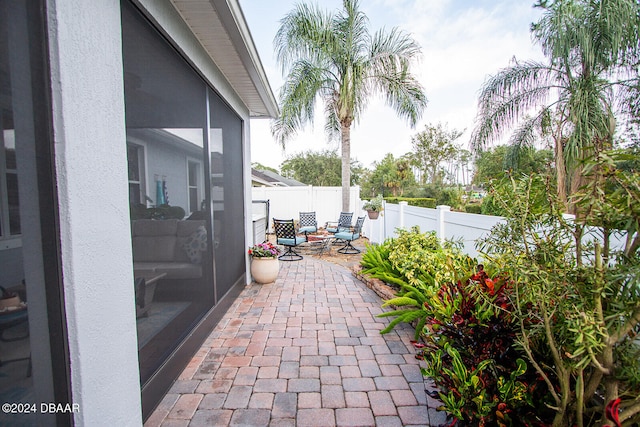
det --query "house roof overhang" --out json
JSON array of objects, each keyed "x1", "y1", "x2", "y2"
[{"x1": 170, "y1": 0, "x2": 279, "y2": 119}]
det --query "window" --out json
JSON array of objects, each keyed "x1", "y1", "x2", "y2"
[
  {"x1": 187, "y1": 160, "x2": 200, "y2": 214},
  {"x1": 0, "y1": 130, "x2": 21, "y2": 237},
  {"x1": 127, "y1": 143, "x2": 146, "y2": 205}
]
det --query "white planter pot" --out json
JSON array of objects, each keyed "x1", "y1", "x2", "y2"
[{"x1": 250, "y1": 257, "x2": 280, "y2": 284}]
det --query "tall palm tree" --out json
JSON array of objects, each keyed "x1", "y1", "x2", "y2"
[
  {"x1": 471, "y1": 0, "x2": 640, "y2": 211},
  {"x1": 272, "y1": 0, "x2": 427, "y2": 210}
]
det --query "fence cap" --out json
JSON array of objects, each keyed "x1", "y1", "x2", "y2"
[{"x1": 436, "y1": 205, "x2": 451, "y2": 211}]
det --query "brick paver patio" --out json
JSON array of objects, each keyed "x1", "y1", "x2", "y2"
[{"x1": 145, "y1": 257, "x2": 446, "y2": 426}]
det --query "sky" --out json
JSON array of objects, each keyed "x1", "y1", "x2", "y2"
[{"x1": 239, "y1": 0, "x2": 546, "y2": 171}]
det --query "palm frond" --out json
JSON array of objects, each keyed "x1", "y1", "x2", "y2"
[
  {"x1": 471, "y1": 61, "x2": 559, "y2": 151},
  {"x1": 271, "y1": 60, "x2": 330, "y2": 146},
  {"x1": 323, "y1": 96, "x2": 340, "y2": 142},
  {"x1": 274, "y1": 2, "x2": 337, "y2": 73},
  {"x1": 334, "y1": 0, "x2": 370, "y2": 61}
]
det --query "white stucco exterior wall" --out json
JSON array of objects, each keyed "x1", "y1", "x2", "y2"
[{"x1": 46, "y1": 0, "x2": 143, "y2": 425}]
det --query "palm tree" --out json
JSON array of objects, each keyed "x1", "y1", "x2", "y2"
[
  {"x1": 471, "y1": 0, "x2": 640, "y2": 211},
  {"x1": 272, "y1": 0, "x2": 427, "y2": 210}
]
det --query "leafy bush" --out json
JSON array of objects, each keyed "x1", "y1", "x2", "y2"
[
  {"x1": 417, "y1": 270, "x2": 550, "y2": 425},
  {"x1": 465, "y1": 204, "x2": 482, "y2": 214},
  {"x1": 478, "y1": 164, "x2": 640, "y2": 426},
  {"x1": 384, "y1": 197, "x2": 436, "y2": 208},
  {"x1": 362, "y1": 227, "x2": 474, "y2": 290}
]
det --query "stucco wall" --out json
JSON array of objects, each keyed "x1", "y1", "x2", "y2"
[
  {"x1": 47, "y1": 0, "x2": 143, "y2": 425},
  {"x1": 46, "y1": 0, "x2": 258, "y2": 423}
]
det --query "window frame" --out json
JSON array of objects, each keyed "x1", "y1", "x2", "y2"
[
  {"x1": 126, "y1": 140, "x2": 148, "y2": 206},
  {"x1": 1, "y1": 130, "x2": 22, "y2": 242},
  {"x1": 186, "y1": 158, "x2": 202, "y2": 215}
]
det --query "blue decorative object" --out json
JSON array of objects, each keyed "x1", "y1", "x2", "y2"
[{"x1": 156, "y1": 180, "x2": 165, "y2": 206}]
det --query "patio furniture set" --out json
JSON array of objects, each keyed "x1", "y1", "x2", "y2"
[{"x1": 273, "y1": 211, "x2": 365, "y2": 261}]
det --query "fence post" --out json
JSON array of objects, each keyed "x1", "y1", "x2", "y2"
[
  {"x1": 399, "y1": 201, "x2": 408, "y2": 230},
  {"x1": 436, "y1": 205, "x2": 451, "y2": 243}
]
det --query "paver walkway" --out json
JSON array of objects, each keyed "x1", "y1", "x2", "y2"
[{"x1": 145, "y1": 257, "x2": 446, "y2": 427}]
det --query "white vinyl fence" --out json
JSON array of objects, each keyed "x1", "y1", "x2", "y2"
[
  {"x1": 252, "y1": 185, "x2": 363, "y2": 233},
  {"x1": 367, "y1": 201, "x2": 630, "y2": 260},
  {"x1": 366, "y1": 202, "x2": 503, "y2": 258},
  {"x1": 250, "y1": 191, "x2": 630, "y2": 260}
]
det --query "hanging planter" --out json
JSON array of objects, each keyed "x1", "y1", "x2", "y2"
[{"x1": 363, "y1": 194, "x2": 384, "y2": 220}]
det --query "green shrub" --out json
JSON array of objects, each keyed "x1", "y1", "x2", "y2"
[
  {"x1": 366, "y1": 229, "x2": 550, "y2": 424},
  {"x1": 384, "y1": 197, "x2": 436, "y2": 208},
  {"x1": 478, "y1": 168, "x2": 640, "y2": 426},
  {"x1": 464, "y1": 204, "x2": 482, "y2": 214},
  {"x1": 417, "y1": 272, "x2": 550, "y2": 425}
]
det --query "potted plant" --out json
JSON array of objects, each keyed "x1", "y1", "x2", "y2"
[
  {"x1": 248, "y1": 242, "x2": 281, "y2": 284},
  {"x1": 363, "y1": 194, "x2": 384, "y2": 219}
]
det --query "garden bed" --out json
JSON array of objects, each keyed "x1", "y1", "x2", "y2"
[{"x1": 351, "y1": 264, "x2": 396, "y2": 301}]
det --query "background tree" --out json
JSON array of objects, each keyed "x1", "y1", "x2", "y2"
[
  {"x1": 473, "y1": 145, "x2": 553, "y2": 188},
  {"x1": 411, "y1": 122, "x2": 462, "y2": 185},
  {"x1": 251, "y1": 162, "x2": 279, "y2": 174},
  {"x1": 361, "y1": 153, "x2": 416, "y2": 198},
  {"x1": 471, "y1": 0, "x2": 640, "y2": 212},
  {"x1": 456, "y1": 149, "x2": 473, "y2": 186},
  {"x1": 272, "y1": 0, "x2": 427, "y2": 211},
  {"x1": 280, "y1": 149, "x2": 363, "y2": 186}
]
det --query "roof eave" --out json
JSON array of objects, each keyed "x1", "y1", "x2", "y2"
[{"x1": 171, "y1": 0, "x2": 279, "y2": 119}]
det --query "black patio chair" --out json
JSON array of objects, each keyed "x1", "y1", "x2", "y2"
[
  {"x1": 299, "y1": 212, "x2": 318, "y2": 241},
  {"x1": 326, "y1": 212, "x2": 353, "y2": 245},
  {"x1": 274, "y1": 219, "x2": 305, "y2": 261},
  {"x1": 335, "y1": 216, "x2": 365, "y2": 254}
]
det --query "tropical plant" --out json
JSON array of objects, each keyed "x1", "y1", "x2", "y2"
[
  {"x1": 362, "y1": 227, "x2": 475, "y2": 340},
  {"x1": 417, "y1": 270, "x2": 551, "y2": 426},
  {"x1": 471, "y1": 0, "x2": 640, "y2": 212},
  {"x1": 478, "y1": 158, "x2": 640, "y2": 426},
  {"x1": 368, "y1": 233, "x2": 551, "y2": 424},
  {"x1": 272, "y1": 0, "x2": 427, "y2": 211}
]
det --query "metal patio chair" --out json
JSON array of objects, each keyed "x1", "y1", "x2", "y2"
[
  {"x1": 335, "y1": 216, "x2": 365, "y2": 254},
  {"x1": 326, "y1": 212, "x2": 353, "y2": 245},
  {"x1": 273, "y1": 219, "x2": 305, "y2": 261},
  {"x1": 299, "y1": 212, "x2": 318, "y2": 241}
]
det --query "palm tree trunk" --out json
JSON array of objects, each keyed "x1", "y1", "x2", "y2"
[
  {"x1": 554, "y1": 134, "x2": 568, "y2": 212},
  {"x1": 341, "y1": 123, "x2": 351, "y2": 211}
]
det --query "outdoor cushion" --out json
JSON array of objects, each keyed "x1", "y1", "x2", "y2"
[
  {"x1": 299, "y1": 226, "x2": 317, "y2": 233},
  {"x1": 132, "y1": 235, "x2": 177, "y2": 262},
  {"x1": 277, "y1": 236, "x2": 306, "y2": 246},
  {"x1": 335, "y1": 231, "x2": 359, "y2": 241},
  {"x1": 182, "y1": 226, "x2": 208, "y2": 263},
  {"x1": 132, "y1": 219, "x2": 206, "y2": 279},
  {"x1": 134, "y1": 218, "x2": 178, "y2": 236}
]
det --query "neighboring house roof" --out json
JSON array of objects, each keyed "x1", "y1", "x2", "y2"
[
  {"x1": 171, "y1": 0, "x2": 278, "y2": 118},
  {"x1": 251, "y1": 168, "x2": 306, "y2": 187}
]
